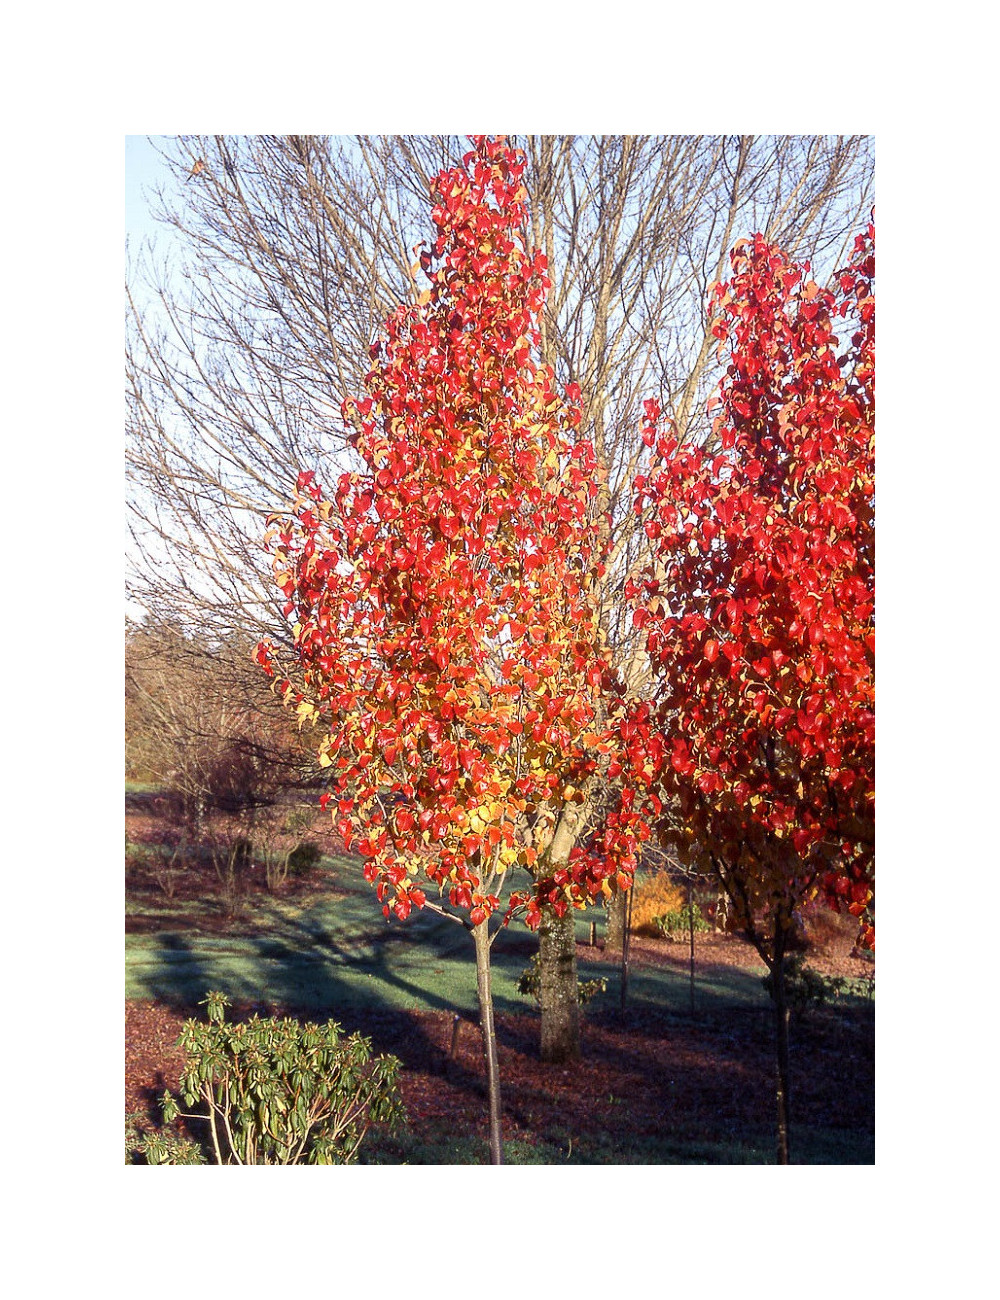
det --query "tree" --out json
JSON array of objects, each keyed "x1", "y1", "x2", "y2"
[
  {"x1": 125, "y1": 618, "x2": 308, "y2": 819},
  {"x1": 258, "y1": 137, "x2": 649, "y2": 1161},
  {"x1": 127, "y1": 133, "x2": 873, "y2": 1055},
  {"x1": 626, "y1": 221, "x2": 874, "y2": 1163}
]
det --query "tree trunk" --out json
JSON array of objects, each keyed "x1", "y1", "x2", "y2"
[
  {"x1": 771, "y1": 932, "x2": 791, "y2": 1165},
  {"x1": 687, "y1": 878, "x2": 696, "y2": 1018},
  {"x1": 473, "y1": 920, "x2": 504, "y2": 1165},
  {"x1": 538, "y1": 905, "x2": 580, "y2": 1063},
  {"x1": 604, "y1": 889, "x2": 628, "y2": 956}
]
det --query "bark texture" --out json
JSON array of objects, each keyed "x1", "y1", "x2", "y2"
[
  {"x1": 538, "y1": 906, "x2": 580, "y2": 1063},
  {"x1": 604, "y1": 889, "x2": 628, "y2": 956}
]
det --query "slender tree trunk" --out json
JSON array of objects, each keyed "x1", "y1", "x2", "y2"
[
  {"x1": 473, "y1": 920, "x2": 504, "y2": 1165},
  {"x1": 771, "y1": 930, "x2": 791, "y2": 1165},
  {"x1": 688, "y1": 877, "x2": 696, "y2": 1018},
  {"x1": 620, "y1": 885, "x2": 633, "y2": 1014},
  {"x1": 538, "y1": 905, "x2": 580, "y2": 1063}
]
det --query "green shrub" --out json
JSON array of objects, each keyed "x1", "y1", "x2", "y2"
[
  {"x1": 125, "y1": 840, "x2": 150, "y2": 875},
  {"x1": 126, "y1": 1114, "x2": 205, "y2": 1165},
  {"x1": 653, "y1": 904, "x2": 710, "y2": 941},
  {"x1": 761, "y1": 954, "x2": 849, "y2": 1014},
  {"x1": 517, "y1": 954, "x2": 607, "y2": 1008},
  {"x1": 156, "y1": 992, "x2": 404, "y2": 1164},
  {"x1": 287, "y1": 839, "x2": 323, "y2": 876}
]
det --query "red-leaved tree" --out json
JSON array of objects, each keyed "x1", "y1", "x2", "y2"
[
  {"x1": 627, "y1": 221, "x2": 874, "y2": 1163},
  {"x1": 258, "y1": 136, "x2": 648, "y2": 1163}
]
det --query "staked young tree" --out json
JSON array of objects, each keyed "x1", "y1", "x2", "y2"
[
  {"x1": 127, "y1": 133, "x2": 873, "y2": 1056},
  {"x1": 258, "y1": 137, "x2": 654, "y2": 1160},
  {"x1": 626, "y1": 222, "x2": 875, "y2": 1163}
]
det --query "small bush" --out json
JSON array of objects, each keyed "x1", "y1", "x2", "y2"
[
  {"x1": 125, "y1": 841, "x2": 150, "y2": 876},
  {"x1": 126, "y1": 1114, "x2": 205, "y2": 1165},
  {"x1": 761, "y1": 954, "x2": 849, "y2": 1014},
  {"x1": 125, "y1": 838, "x2": 189, "y2": 898},
  {"x1": 517, "y1": 955, "x2": 607, "y2": 1008},
  {"x1": 287, "y1": 840, "x2": 322, "y2": 876},
  {"x1": 155, "y1": 992, "x2": 405, "y2": 1164},
  {"x1": 653, "y1": 904, "x2": 710, "y2": 942},
  {"x1": 841, "y1": 970, "x2": 876, "y2": 1001},
  {"x1": 203, "y1": 737, "x2": 274, "y2": 812},
  {"x1": 629, "y1": 869, "x2": 687, "y2": 935}
]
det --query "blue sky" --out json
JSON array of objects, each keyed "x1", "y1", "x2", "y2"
[{"x1": 126, "y1": 135, "x2": 181, "y2": 249}]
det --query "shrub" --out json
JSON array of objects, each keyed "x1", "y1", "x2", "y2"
[
  {"x1": 156, "y1": 992, "x2": 405, "y2": 1164},
  {"x1": 125, "y1": 838, "x2": 189, "y2": 898},
  {"x1": 761, "y1": 954, "x2": 849, "y2": 1014},
  {"x1": 125, "y1": 840, "x2": 150, "y2": 876},
  {"x1": 629, "y1": 869, "x2": 687, "y2": 935},
  {"x1": 126, "y1": 1114, "x2": 205, "y2": 1165},
  {"x1": 517, "y1": 954, "x2": 607, "y2": 1008},
  {"x1": 653, "y1": 903, "x2": 710, "y2": 942},
  {"x1": 206, "y1": 832, "x2": 255, "y2": 916},
  {"x1": 203, "y1": 738, "x2": 272, "y2": 812},
  {"x1": 252, "y1": 806, "x2": 320, "y2": 891},
  {"x1": 287, "y1": 839, "x2": 322, "y2": 876}
]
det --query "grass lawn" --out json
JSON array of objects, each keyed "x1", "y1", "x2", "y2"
[
  {"x1": 126, "y1": 849, "x2": 873, "y2": 1165},
  {"x1": 126, "y1": 850, "x2": 772, "y2": 1019}
]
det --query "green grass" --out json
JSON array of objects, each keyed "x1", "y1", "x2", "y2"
[
  {"x1": 127, "y1": 850, "x2": 873, "y2": 1165},
  {"x1": 126, "y1": 851, "x2": 772, "y2": 1017}
]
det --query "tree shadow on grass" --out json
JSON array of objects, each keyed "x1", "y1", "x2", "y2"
[
  {"x1": 127, "y1": 900, "x2": 536, "y2": 1099},
  {"x1": 127, "y1": 875, "x2": 876, "y2": 1162}
]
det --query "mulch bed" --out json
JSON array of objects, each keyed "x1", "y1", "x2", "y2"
[
  {"x1": 126, "y1": 930, "x2": 874, "y2": 1161},
  {"x1": 126, "y1": 792, "x2": 874, "y2": 1161}
]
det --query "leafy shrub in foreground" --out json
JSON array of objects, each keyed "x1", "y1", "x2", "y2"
[
  {"x1": 126, "y1": 1113, "x2": 205, "y2": 1165},
  {"x1": 155, "y1": 992, "x2": 405, "y2": 1164}
]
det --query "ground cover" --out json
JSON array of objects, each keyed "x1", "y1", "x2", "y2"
[{"x1": 126, "y1": 791, "x2": 874, "y2": 1164}]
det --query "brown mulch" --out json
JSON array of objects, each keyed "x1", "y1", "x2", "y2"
[
  {"x1": 126, "y1": 791, "x2": 873, "y2": 1160},
  {"x1": 125, "y1": 926, "x2": 874, "y2": 1160}
]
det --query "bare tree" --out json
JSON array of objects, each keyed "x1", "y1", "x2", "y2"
[
  {"x1": 125, "y1": 617, "x2": 309, "y2": 820},
  {"x1": 126, "y1": 134, "x2": 873, "y2": 1059}
]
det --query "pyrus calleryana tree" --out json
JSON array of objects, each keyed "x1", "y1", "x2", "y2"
[{"x1": 258, "y1": 136, "x2": 652, "y2": 1161}]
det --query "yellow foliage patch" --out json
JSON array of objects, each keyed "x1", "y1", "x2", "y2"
[{"x1": 630, "y1": 870, "x2": 687, "y2": 936}]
